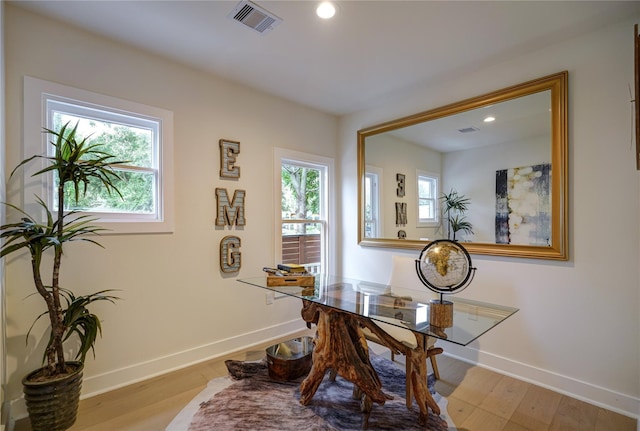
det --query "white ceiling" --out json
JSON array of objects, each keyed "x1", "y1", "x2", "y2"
[
  {"x1": 9, "y1": 0, "x2": 640, "y2": 116},
  {"x1": 388, "y1": 89, "x2": 552, "y2": 153}
]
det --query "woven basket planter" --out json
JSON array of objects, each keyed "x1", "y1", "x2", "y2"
[{"x1": 22, "y1": 362, "x2": 83, "y2": 431}]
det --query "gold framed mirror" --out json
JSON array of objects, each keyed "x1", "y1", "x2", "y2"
[{"x1": 357, "y1": 71, "x2": 568, "y2": 260}]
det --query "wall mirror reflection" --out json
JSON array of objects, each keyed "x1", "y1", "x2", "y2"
[{"x1": 357, "y1": 72, "x2": 568, "y2": 260}]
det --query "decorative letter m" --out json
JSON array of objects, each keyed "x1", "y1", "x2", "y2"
[{"x1": 216, "y1": 188, "x2": 246, "y2": 226}]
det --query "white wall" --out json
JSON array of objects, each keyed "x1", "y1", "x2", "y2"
[
  {"x1": 339, "y1": 16, "x2": 640, "y2": 418},
  {"x1": 4, "y1": 5, "x2": 337, "y2": 418}
]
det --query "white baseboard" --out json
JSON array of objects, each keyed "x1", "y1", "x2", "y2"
[
  {"x1": 84, "y1": 318, "x2": 309, "y2": 398},
  {"x1": 10, "y1": 319, "x2": 310, "y2": 423},
  {"x1": 441, "y1": 344, "x2": 639, "y2": 420}
]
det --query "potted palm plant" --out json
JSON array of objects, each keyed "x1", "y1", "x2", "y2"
[
  {"x1": 1, "y1": 122, "x2": 125, "y2": 431},
  {"x1": 440, "y1": 188, "x2": 474, "y2": 241}
]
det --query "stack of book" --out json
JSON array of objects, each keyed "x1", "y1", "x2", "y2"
[
  {"x1": 276, "y1": 264, "x2": 308, "y2": 274},
  {"x1": 264, "y1": 264, "x2": 315, "y2": 287}
]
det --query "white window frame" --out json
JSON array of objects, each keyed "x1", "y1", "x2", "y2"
[
  {"x1": 364, "y1": 165, "x2": 383, "y2": 238},
  {"x1": 274, "y1": 148, "x2": 333, "y2": 275},
  {"x1": 416, "y1": 169, "x2": 439, "y2": 227},
  {"x1": 23, "y1": 76, "x2": 174, "y2": 234}
]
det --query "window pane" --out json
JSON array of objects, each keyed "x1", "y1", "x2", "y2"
[
  {"x1": 61, "y1": 170, "x2": 155, "y2": 214},
  {"x1": 281, "y1": 222, "x2": 323, "y2": 274},
  {"x1": 418, "y1": 177, "x2": 433, "y2": 198},
  {"x1": 364, "y1": 171, "x2": 379, "y2": 238},
  {"x1": 419, "y1": 200, "x2": 433, "y2": 219},
  {"x1": 281, "y1": 164, "x2": 320, "y2": 219},
  {"x1": 364, "y1": 176, "x2": 372, "y2": 220},
  {"x1": 51, "y1": 111, "x2": 154, "y2": 168},
  {"x1": 417, "y1": 171, "x2": 439, "y2": 225},
  {"x1": 364, "y1": 221, "x2": 374, "y2": 238}
]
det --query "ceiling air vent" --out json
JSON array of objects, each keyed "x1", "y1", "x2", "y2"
[
  {"x1": 457, "y1": 127, "x2": 480, "y2": 133},
  {"x1": 228, "y1": 0, "x2": 282, "y2": 35}
]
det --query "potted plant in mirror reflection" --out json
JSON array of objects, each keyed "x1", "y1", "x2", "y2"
[
  {"x1": 440, "y1": 189, "x2": 474, "y2": 241},
  {"x1": 0, "y1": 122, "x2": 126, "y2": 431}
]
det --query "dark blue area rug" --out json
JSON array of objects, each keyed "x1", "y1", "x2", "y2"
[{"x1": 167, "y1": 352, "x2": 454, "y2": 430}]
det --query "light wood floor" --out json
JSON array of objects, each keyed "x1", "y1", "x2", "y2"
[{"x1": 15, "y1": 330, "x2": 637, "y2": 431}]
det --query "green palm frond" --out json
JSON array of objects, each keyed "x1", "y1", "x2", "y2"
[
  {"x1": 0, "y1": 198, "x2": 107, "y2": 260},
  {"x1": 440, "y1": 189, "x2": 474, "y2": 240},
  {"x1": 2, "y1": 120, "x2": 125, "y2": 374},
  {"x1": 450, "y1": 215, "x2": 474, "y2": 235},
  {"x1": 440, "y1": 189, "x2": 471, "y2": 213},
  {"x1": 29, "y1": 288, "x2": 120, "y2": 364},
  {"x1": 11, "y1": 122, "x2": 129, "y2": 204},
  {"x1": 59, "y1": 288, "x2": 120, "y2": 362}
]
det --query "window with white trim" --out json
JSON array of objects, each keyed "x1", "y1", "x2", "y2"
[
  {"x1": 417, "y1": 170, "x2": 439, "y2": 227},
  {"x1": 275, "y1": 149, "x2": 332, "y2": 275},
  {"x1": 23, "y1": 76, "x2": 174, "y2": 234},
  {"x1": 364, "y1": 166, "x2": 383, "y2": 238}
]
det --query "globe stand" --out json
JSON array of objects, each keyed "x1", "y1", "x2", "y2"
[
  {"x1": 429, "y1": 293, "x2": 453, "y2": 328},
  {"x1": 415, "y1": 239, "x2": 477, "y2": 330}
]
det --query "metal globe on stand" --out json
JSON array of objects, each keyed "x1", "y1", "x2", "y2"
[{"x1": 415, "y1": 239, "x2": 476, "y2": 327}]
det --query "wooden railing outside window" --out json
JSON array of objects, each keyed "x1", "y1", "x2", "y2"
[{"x1": 282, "y1": 234, "x2": 321, "y2": 273}]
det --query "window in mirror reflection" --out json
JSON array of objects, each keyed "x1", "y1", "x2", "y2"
[
  {"x1": 417, "y1": 170, "x2": 439, "y2": 227},
  {"x1": 364, "y1": 166, "x2": 382, "y2": 238}
]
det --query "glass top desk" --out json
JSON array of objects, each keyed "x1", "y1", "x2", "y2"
[
  {"x1": 238, "y1": 274, "x2": 518, "y2": 427},
  {"x1": 238, "y1": 274, "x2": 518, "y2": 346}
]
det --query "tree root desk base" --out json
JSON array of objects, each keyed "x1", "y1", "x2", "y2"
[{"x1": 300, "y1": 300, "x2": 440, "y2": 428}]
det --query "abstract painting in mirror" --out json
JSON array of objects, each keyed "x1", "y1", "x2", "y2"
[{"x1": 357, "y1": 72, "x2": 568, "y2": 260}]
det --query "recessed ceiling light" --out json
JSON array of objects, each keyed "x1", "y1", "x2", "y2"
[
  {"x1": 484, "y1": 116, "x2": 496, "y2": 123},
  {"x1": 316, "y1": 2, "x2": 336, "y2": 19}
]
